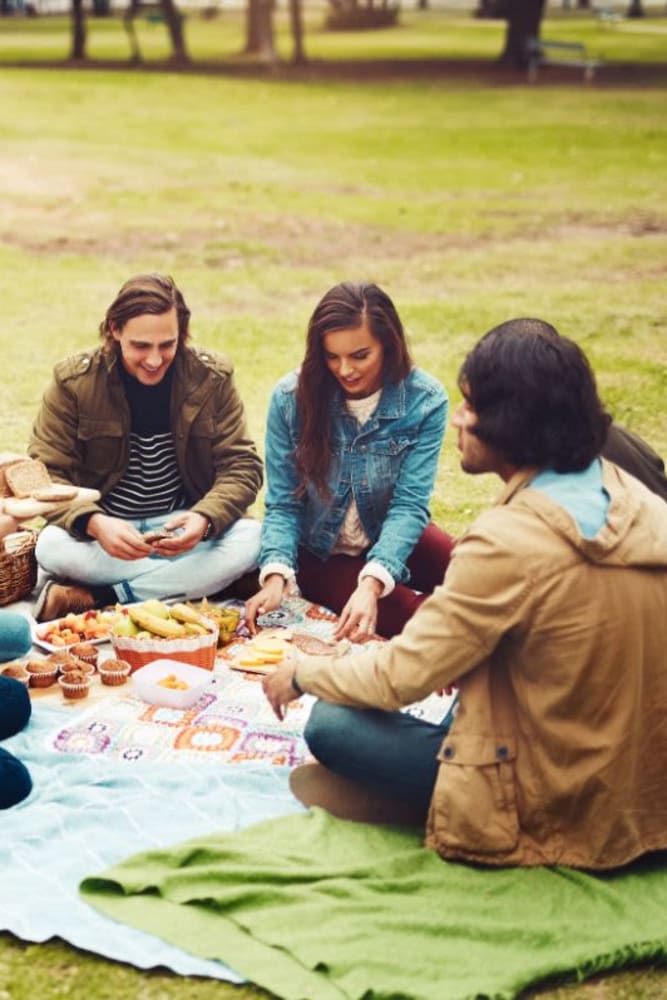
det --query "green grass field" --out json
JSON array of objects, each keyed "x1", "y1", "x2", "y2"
[{"x1": 0, "y1": 8, "x2": 666, "y2": 998}]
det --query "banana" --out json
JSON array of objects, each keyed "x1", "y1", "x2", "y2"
[
  {"x1": 128, "y1": 607, "x2": 187, "y2": 639},
  {"x1": 169, "y1": 602, "x2": 209, "y2": 626},
  {"x1": 184, "y1": 622, "x2": 208, "y2": 636}
]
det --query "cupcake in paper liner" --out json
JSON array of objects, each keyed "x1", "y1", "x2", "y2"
[
  {"x1": 58, "y1": 669, "x2": 91, "y2": 700},
  {"x1": 98, "y1": 658, "x2": 131, "y2": 686}
]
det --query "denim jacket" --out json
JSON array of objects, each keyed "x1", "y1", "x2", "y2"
[{"x1": 260, "y1": 367, "x2": 448, "y2": 585}]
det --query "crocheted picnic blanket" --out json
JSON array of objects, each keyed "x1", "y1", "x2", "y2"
[{"x1": 51, "y1": 596, "x2": 450, "y2": 767}]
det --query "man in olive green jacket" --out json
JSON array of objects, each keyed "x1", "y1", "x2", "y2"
[
  {"x1": 30, "y1": 274, "x2": 263, "y2": 621},
  {"x1": 264, "y1": 318, "x2": 667, "y2": 870}
]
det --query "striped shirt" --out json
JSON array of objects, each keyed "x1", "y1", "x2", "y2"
[
  {"x1": 102, "y1": 363, "x2": 186, "y2": 519},
  {"x1": 103, "y1": 430, "x2": 185, "y2": 518}
]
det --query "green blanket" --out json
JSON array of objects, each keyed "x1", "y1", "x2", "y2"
[{"x1": 80, "y1": 808, "x2": 667, "y2": 1000}]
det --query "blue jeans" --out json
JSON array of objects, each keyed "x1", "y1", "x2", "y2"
[
  {"x1": 36, "y1": 515, "x2": 261, "y2": 604},
  {"x1": 304, "y1": 700, "x2": 454, "y2": 816},
  {"x1": 0, "y1": 676, "x2": 32, "y2": 809}
]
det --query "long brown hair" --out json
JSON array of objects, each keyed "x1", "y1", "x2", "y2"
[
  {"x1": 295, "y1": 282, "x2": 412, "y2": 498},
  {"x1": 100, "y1": 273, "x2": 191, "y2": 352}
]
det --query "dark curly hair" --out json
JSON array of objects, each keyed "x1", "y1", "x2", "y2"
[
  {"x1": 296, "y1": 282, "x2": 412, "y2": 497},
  {"x1": 458, "y1": 318, "x2": 611, "y2": 472}
]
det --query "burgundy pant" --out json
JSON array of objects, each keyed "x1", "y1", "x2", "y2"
[{"x1": 296, "y1": 522, "x2": 455, "y2": 639}]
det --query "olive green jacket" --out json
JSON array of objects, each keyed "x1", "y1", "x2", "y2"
[
  {"x1": 28, "y1": 345, "x2": 263, "y2": 537},
  {"x1": 297, "y1": 461, "x2": 667, "y2": 869}
]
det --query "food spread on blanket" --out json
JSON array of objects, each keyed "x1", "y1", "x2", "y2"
[
  {"x1": 189, "y1": 598, "x2": 241, "y2": 646},
  {"x1": 35, "y1": 609, "x2": 117, "y2": 649},
  {"x1": 230, "y1": 633, "x2": 292, "y2": 674},
  {"x1": 111, "y1": 600, "x2": 217, "y2": 641},
  {"x1": 157, "y1": 673, "x2": 191, "y2": 691},
  {"x1": 229, "y1": 628, "x2": 346, "y2": 674}
]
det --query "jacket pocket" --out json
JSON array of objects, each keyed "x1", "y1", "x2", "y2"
[
  {"x1": 429, "y1": 735, "x2": 520, "y2": 855},
  {"x1": 77, "y1": 419, "x2": 125, "y2": 472}
]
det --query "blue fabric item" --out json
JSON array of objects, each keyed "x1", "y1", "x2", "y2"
[
  {"x1": 0, "y1": 747, "x2": 32, "y2": 809},
  {"x1": 305, "y1": 700, "x2": 453, "y2": 813},
  {"x1": 0, "y1": 675, "x2": 32, "y2": 809},
  {"x1": 0, "y1": 611, "x2": 32, "y2": 662},
  {"x1": 260, "y1": 367, "x2": 447, "y2": 585},
  {"x1": 0, "y1": 703, "x2": 304, "y2": 980},
  {"x1": 530, "y1": 459, "x2": 610, "y2": 539},
  {"x1": 0, "y1": 676, "x2": 31, "y2": 739}
]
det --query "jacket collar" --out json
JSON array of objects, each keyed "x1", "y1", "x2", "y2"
[{"x1": 332, "y1": 377, "x2": 406, "y2": 421}]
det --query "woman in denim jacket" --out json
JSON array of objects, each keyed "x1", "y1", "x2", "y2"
[{"x1": 245, "y1": 282, "x2": 454, "y2": 641}]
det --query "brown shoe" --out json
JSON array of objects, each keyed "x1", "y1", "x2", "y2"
[{"x1": 34, "y1": 580, "x2": 96, "y2": 623}]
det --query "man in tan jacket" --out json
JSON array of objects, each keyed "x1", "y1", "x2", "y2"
[{"x1": 264, "y1": 317, "x2": 667, "y2": 870}]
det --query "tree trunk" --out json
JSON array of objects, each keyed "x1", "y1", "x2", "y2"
[
  {"x1": 498, "y1": 0, "x2": 546, "y2": 69},
  {"x1": 244, "y1": 0, "x2": 276, "y2": 62},
  {"x1": 70, "y1": 0, "x2": 86, "y2": 60},
  {"x1": 626, "y1": 0, "x2": 643, "y2": 15},
  {"x1": 245, "y1": 0, "x2": 263, "y2": 53},
  {"x1": 289, "y1": 0, "x2": 306, "y2": 64},
  {"x1": 160, "y1": 0, "x2": 189, "y2": 63}
]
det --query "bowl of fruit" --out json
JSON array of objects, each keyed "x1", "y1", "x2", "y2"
[{"x1": 110, "y1": 600, "x2": 219, "y2": 673}]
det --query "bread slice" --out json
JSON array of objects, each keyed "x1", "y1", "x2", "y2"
[
  {"x1": 0, "y1": 453, "x2": 28, "y2": 498},
  {"x1": 5, "y1": 459, "x2": 51, "y2": 498},
  {"x1": 31, "y1": 484, "x2": 78, "y2": 503}
]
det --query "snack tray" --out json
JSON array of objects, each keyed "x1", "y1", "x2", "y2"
[
  {"x1": 32, "y1": 620, "x2": 113, "y2": 654},
  {"x1": 228, "y1": 660, "x2": 283, "y2": 676}
]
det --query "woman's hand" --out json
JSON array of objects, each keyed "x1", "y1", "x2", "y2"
[
  {"x1": 245, "y1": 574, "x2": 287, "y2": 634},
  {"x1": 334, "y1": 576, "x2": 383, "y2": 643}
]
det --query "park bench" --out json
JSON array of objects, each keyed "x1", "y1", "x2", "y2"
[{"x1": 526, "y1": 38, "x2": 602, "y2": 83}]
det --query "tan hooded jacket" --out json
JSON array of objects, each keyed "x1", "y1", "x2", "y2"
[{"x1": 297, "y1": 460, "x2": 667, "y2": 868}]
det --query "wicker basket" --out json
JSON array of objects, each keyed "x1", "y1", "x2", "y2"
[
  {"x1": 0, "y1": 531, "x2": 37, "y2": 606},
  {"x1": 111, "y1": 623, "x2": 219, "y2": 674}
]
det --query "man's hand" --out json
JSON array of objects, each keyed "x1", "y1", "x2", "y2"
[
  {"x1": 262, "y1": 660, "x2": 302, "y2": 721},
  {"x1": 245, "y1": 574, "x2": 286, "y2": 635},
  {"x1": 334, "y1": 576, "x2": 383, "y2": 642},
  {"x1": 87, "y1": 513, "x2": 153, "y2": 560},
  {"x1": 149, "y1": 511, "x2": 210, "y2": 555}
]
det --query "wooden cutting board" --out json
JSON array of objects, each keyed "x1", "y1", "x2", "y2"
[{"x1": 0, "y1": 487, "x2": 101, "y2": 520}]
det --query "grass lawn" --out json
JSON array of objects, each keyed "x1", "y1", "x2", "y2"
[{"x1": 0, "y1": 9, "x2": 665, "y2": 999}]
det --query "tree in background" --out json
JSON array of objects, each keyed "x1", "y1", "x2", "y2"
[
  {"x1": 476, "y1": 0, "x2": 548, "y2": 70},
  {"x1": 70, "y1": 0, "x2": 85, "y2": 59},
  {"x1": 244, "y1": 0, "x2": 305, "y2": 64}
]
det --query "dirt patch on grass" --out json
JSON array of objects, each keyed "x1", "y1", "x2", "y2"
[{"x1": 3, "y1": 207, "x2": 666, "y2": 272}]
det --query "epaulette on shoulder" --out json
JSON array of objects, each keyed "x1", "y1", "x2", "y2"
[
  {"x1": 54, "y1": 351, "x2": 99, "y2": 382},
  {"x1": 189, "y1": 346, "x2": 233, "y2": 377}
]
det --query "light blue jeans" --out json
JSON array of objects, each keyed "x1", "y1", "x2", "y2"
[
  {"x1": 35, "y1": 514, "x2": 261, "y2": 604},
  {"x1": 304, "y1": 700, "x2": 455, "y2": 816}
]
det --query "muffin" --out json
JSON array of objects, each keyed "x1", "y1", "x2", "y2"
[
  {"x1": 58, "y1": 669, "x2": 92, "y2": 700},
  {"x1": 26, "y1": 659, "x2": 59, "y2": 688},
  {"x1": 69, "y1": 642, "x2": 99, "y2": 670},
  {"x1": 98, "y1": 658, "x2": 131, "y2": 686},
  {"x1": 46, "y1": 650, "x2": 77, "y2": 669},
  {"x1": 59, "y1": 656, "x2": 95, "y2": 676},
  {"x1": 0, "y1": 662, "x2": 30, "y2": 688}
]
